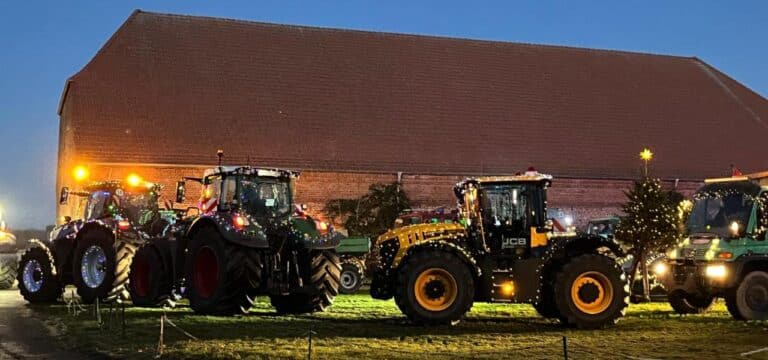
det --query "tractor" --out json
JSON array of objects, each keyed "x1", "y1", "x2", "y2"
[
  {"x1": 657, "y1": 175, "x2": 768, "y2": 319},
  {"x1": 337, "y1": 235, "x2": 371, "y2": 294},
  {"x1": 17, "y1": 175, "x2": 171, "y2": 304},
  {"x1": 370, "y1": 171, "x2": 630, "y2": 328},
  {"x1": 128, "y1": 159, "x2": 342, "y2": 315},
  {"x1": 0, "y1": 218, "x2": 18, "y2": 289}
]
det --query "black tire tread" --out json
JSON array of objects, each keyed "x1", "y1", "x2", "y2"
[
  {"x1": 668, "y1": 290, "x2": 713, "y2": 315},
  {"x1": 270, "y1": 250, "x2": 341, "y2": 314},
  {"x1": 0, "y1": 255, "x2": 17, "y2": 289}
]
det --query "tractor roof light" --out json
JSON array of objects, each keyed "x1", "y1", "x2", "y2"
[
  {"x1": 73, "y1": 166, "x2": 89, "y2": 182},
  {"x1": 126, "y1": 173, "x2": 143, "y2": 187}
]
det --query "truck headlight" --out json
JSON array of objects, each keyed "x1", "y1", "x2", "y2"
[{"x1": 705, "y1": 264, "x2": 727, "y2": 279}]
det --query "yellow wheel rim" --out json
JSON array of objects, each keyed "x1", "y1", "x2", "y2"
[
  {"x1": 571, "y1": 271, "x2": 613, "y2": 315},
  {"x1": 414, "y1": 268, "x2": 458, "y2": 311}
]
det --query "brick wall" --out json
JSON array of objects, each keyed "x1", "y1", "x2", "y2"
[{"x1": 56, "y1": 163, "x2": 702, "y2": 229}]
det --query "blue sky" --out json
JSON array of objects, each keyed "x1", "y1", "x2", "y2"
[{"x1": 0, "y1": 1, "x2": 766, "y2": 229}]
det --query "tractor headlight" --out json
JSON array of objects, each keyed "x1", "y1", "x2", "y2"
[
  {"x1": 705, "y1": 264, "x2": 727, "y2": 279},
  {"x1": 652, "y1": 262, "x2": 668, "y2": 276}
]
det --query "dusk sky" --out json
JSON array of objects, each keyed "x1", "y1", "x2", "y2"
[{"x1": 0, "y1": 1, "x2": 766, "y2": 229}]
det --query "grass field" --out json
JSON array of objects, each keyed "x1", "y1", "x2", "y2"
[{"x1": 35, "y1": 291, "x2": 768, "y2": 360}]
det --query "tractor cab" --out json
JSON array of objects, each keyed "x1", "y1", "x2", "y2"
[
  {"x1": 59, "y1": 177, "x2": 163, "y2": 232},
  {"x1": 183, "y1": 166, "x2": 298, "y2": 225},
  {"x1": 455, "y1": 171, "x2": 552, "y2": 257}
]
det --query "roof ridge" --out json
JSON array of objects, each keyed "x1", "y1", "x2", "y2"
[{"x1": 134, "y1": 9, "x2": 696, "y2": 61}]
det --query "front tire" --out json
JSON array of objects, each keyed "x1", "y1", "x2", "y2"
[
  {"x1": 339, "y1": 258, "x2": 365, "y2": 294},
  {"x1": 553, "y1": 254, "x2": 629, "y2": 329},
  {"x1": 270, "y1": 250, "x2": 341, "y2": 314},
  {"x1": 726, "y1": 271, "x2": 768, "y2": 320},
  {"x1": 668, "y1": 290, "x2": 713, "y2": 314},
  {"x1": 128, "y1": 245, "x2": 173, "y2": 307},
  {"x1": 186, "y1": 227, "x2": 262, "y2": 315},
  {"x1": 17, "y1": 247, "x2": 63, "y2": 303},
  {"x1": 394, "y1": 250, "x2": 474, "y2": 325}
]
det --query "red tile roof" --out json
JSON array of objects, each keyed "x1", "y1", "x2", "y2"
[{"x1": 60, "y1": 10, "x2": 768, "y2": 180}]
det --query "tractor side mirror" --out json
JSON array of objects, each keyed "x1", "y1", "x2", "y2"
[
  {"x1": 175, "y1": 181, "x2": 186, "y2": 203},
  {"x1": 59, "y1": 187, "x2": 70, "y2": 205}
]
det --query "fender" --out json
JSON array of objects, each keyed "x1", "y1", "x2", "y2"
[
  {"x1": 547, "y1": 234, "x2": 626, "y2": 262},
  {"x1": 291, "y1": 217, "x2": 341, "y2": 250},
  {"x1": 400, "y1": 240, "x2": 482, "y2": 278},
  {"x1": 186, "y1": 215, "x2": 270, "y2": 249}
]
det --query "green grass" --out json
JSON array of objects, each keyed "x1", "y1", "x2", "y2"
[{"x1": 35, "y1": 293, "x2": 768, "y2": 359}]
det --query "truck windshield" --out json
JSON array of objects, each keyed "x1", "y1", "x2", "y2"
[
  {"x1": 239, "y1": 178, "x2": 291, "y2": 218},
  {"x1": 688, "y1": 193, "x2": 753, "y2": 237}
]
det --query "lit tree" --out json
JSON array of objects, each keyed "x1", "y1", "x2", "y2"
[
  {"x1": 324, "y1": 182, "x2": 411, "y2": 237},
  {"x1": 615, "y1": 177, "x2": 681, "y2": 301}
]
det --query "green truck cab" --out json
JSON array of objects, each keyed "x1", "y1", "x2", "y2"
[{"x1": 658, "y1": 175, "x2": 768, "y2": 319}]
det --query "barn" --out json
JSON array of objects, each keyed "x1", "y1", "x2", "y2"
[{"x1": 56, "y1": 10, "x2": 768, "y2": 226}]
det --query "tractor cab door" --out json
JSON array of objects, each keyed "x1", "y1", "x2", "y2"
[{"x1": 479, "y1": 183, "x2": 532, "y2": 256}]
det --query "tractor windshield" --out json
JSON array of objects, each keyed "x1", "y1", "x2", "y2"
[
  {"x1": 238, "y1": 177, "x2": 292, "y2": 219},
  {"x1": 687, "y1": 193, "x2": 753, "y2": 237},
  {"x1": 84, "y1": 191, "x2": 111, "y2": 220},
  {"x1": 479, "y1": 184, "x2": 529, "y2": 227},
  {"x1": 120, "y1": 191, "x2": 158, "y2": 225}
]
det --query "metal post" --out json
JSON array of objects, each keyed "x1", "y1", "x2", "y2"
[
  {"x1": 307, "y1": 326, "x2": 313, "y2": 360},
  {"x1": 96, "y1": 298, "x2": 101, "y2": 325},
  {"x1": 562, "y1": 336, "x2": 568, "y2": 360},
  {"x1": 121, "y1": 301, "x2": 126, "y2": 336}
]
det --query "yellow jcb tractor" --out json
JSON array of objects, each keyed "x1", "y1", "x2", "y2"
[{"x1": 370, "y1": 171, "x2": 630, "y2": 329}]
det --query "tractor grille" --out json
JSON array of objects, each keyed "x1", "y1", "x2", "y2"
[{"x1": 682, "y1": 247, "x2": 707, "y2": 259}]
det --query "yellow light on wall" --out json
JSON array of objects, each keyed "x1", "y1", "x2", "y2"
[
  {"x1": 640, "y1": 148, "x2": 653, "y2": 161},
  {"x1": 126, "y1": 173, "x2": 143, "y2": 187},
  {"x1": 73, "y1": 166, "x2": 89, "y2": 182}
]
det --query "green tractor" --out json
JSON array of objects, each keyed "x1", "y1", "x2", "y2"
[
  {"x1": 658, "y1": 175, "x2": 768, "y2": 319},
  {"x1": 17, "y1": 175, "x2": 172, "y2": 304},
  {"x1": 128, "y1": 158, "x2": 342, "y2": 315},
  {"x1": 371, "y1": 171, "x2": 630, "y2": 328}
]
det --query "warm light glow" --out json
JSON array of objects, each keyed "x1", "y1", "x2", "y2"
[
  {"x1": 73, "y1": 166, "x2": 89, "y2": 182},
  {"x1": 730, "y1": 221, "x2": 740, "y2": 236},
  {"x1": 564, "y1": 216, "x2": 574, "y2": 227},
  {"x1": 652, "y1": 262, "x2": 668, "y2": 276},
  {"x1": 705, "y1": 264, "x2": 727, "y2": 279},
  {"x1": 717, "y1": 252, "x2": 733, "y2": 260},
  {"x1": 667, "y1": 249, "x2": 678, "y2": 260},
  {"x1": 203, "y1": 187, "x2": 213, "y2": 199},
  {"x1": 640, "y1": 148, "x2": 653, "y2": 161},
  {"x1": 117, "y1": 220, "x2": 131, "y2": 231},
  {"x1": 233, "y1": 215, "x2": 246, "y2": 229},
  {"x1": 501, "y1": 281, "x2": 515, "y2": 296},
  {"x1": 126, "y1": 173, "x2": 143, "y2": 187}
]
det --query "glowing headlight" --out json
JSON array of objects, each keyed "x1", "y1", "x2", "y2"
[
  {"x1": 652, "y1": 262, "x2": 668, "y2": 276},
  {"x1": 705, "y1": 264, "x2": 727, "y2": 279}
]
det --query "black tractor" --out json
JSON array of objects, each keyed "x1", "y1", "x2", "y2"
[
  {"x1": 128, "y1": 160, "x2": 342, "y2": 315},
  {"x1": 17, "y1": 176, "x2": 171, "y2": 304},
  {"x1": 371, "y1": 171, "x2": 630, "y2": 329}
]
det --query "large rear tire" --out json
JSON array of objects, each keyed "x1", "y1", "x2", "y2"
[
  {"x1": 726, "y1": 271, "x2": 768, "y2": 320},
  {"x1": 186, "y1": 227, "x2": 262, "y2": 315},
  {"x1": 394, "y1": 250, "x2": 474, "y2": 325},
  {"x1": 0, "y1": 255, "x2": 17, "y2": 289},
  {"x1": 668, "y1": 290, "x2": 713, "y2": 314},
  {"x1": 554, "y1": 254, "x2": 629, "y2": 329},
  {"x1": 270, "y1": 250, "x2": 341, "y2": 314},
  {"x1": 72, "y1": 230, "x2": 136, "y2": 303},
  {"x1": 339, "y1": 257, "x2": 365, "y2": 294},
  {"x1": 17, "y1": 247, "x2": 63, "y2": 303},
  {"x1": 129, "y1": 245, "x2": 173, "y2": 307}
]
